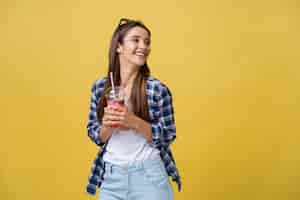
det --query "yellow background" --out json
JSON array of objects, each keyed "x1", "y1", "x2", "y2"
[{"x1": 1, "y1": 0, "x2": 299, "y2": 199}]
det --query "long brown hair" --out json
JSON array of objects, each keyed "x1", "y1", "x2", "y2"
[{"x1": 97, "y1": 18, "x2": 151, "y2": 123}]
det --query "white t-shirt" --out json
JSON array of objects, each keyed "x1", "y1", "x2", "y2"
[{"x1": 103, "y1": 99, "x2": 160, "y2": 167}]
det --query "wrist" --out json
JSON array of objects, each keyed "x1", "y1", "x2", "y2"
[
  {"x1": 100, "y1": 126, "x2": 113, "y2": 139},
  {"x1": 130, "y1": 114, "x2": 140, "y2": 131}
]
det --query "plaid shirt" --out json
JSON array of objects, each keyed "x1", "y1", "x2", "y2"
[{"x1": 86, "y1": 76, "x2": 181, "y2": 196}]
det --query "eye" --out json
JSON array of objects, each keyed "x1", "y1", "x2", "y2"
[{"x1": 145, "y1": 39, "x2": 151, "y2": 46}]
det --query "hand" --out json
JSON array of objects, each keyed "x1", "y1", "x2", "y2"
[
  {"x1": 102, "y1": 104, "x2": 137, "y2": 130},
  {"x1": 103, "y1": 104, "x2": 152, "y2": 142}
]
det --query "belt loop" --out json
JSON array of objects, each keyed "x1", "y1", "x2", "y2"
[
  {"x1": 139, "y1": 160, "x2": 143, "y2": 170},
  {"x1": 141, "y1": 159, "x2": 145, "y2": 171}
]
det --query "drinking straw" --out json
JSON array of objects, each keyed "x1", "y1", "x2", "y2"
[{"x1": 110, "y1": 72, "x2": 116, "y2": 98}]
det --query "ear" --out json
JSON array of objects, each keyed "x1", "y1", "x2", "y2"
[{"x1": 116, "y1": 43, "x2": 122, "y2": 53}]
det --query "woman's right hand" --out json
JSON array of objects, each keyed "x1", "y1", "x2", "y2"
[
  {"x1": 103, "y1": 106, "x2": 119, "y2": 128},
  {"x1": 102, "y1": 105, "x2": 129, "y2": 130}
]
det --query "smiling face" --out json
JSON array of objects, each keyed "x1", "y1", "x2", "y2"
[{"x1": 117, "y1": 26, "x2": 151, "y2": 68}]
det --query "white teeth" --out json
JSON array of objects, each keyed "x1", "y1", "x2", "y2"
[{"x1": 136, "y1": 52, "x2": 145, "y2": 56}]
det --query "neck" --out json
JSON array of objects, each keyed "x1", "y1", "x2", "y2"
[{"x1": 120, "y1": 64, "x2": 139, "y2": 89}]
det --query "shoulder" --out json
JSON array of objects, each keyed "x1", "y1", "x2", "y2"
[
  {"x1": 91, "y1": 76, "x2": 108, "y2": 95},
  {"x1": 145, "y1": 76, "x2": 173, "y2": 97},
  {"x1": 93, "y1": 77, "x2": 108, "y2": 88}
]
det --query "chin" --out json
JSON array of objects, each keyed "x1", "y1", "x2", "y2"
[
  {"x1": 133, "y1": 60, "x2": 147, "y2": 67},
  {"x1": 128, "y1": 57, "x2": 147, "y2": 67},
  {"x1": 138, "y1": 62, "x2": 146, "y2": 66}
]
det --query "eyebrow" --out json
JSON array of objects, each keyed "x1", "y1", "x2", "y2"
[{"x1": 128, "y1": 35, "x2": 150, "y2": 40}]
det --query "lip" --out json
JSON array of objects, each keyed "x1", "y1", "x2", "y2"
[{"x1": 135, "y1": 51, "x2": 147, "y2": 56}]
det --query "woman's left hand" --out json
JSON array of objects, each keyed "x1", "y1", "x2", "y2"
[
  {"x1": 107, "y1": 104, "x2": 137, "y2": 130},
  {"x1": 106, "y1": 104, "x2": 152, "y2": 142}
]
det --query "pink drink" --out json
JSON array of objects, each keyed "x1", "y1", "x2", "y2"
[
  {"x1": 106, "y1": 86, "x2": 125, "y2": 128},
  {"x1": 107, "y1": 99, "x2": 125, "y2": 107}
]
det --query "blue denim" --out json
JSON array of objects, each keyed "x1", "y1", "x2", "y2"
[{"x1": 98, "y1": 158, "x2": 174, "y2": 200}]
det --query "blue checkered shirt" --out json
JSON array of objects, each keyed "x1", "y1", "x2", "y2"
[{"x1": 86, "y1": 76, "x2": 181, "y2": 195}]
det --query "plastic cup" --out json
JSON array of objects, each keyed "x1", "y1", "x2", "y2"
[{"x1": 105, "y1": 86, "x2": 125, "y2": 128}]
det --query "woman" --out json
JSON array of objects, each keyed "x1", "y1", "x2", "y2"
[{"x1": 86, "y1": 18, "x2": 181, "y2": 200}]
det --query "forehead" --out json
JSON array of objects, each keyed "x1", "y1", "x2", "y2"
[{"x1": 125, "y1": 26, "x2": 150, "y2": 39}]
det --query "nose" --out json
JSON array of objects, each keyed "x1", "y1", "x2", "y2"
[{"x1": 138, "y1": 40, "x2": 149, "y2": 50}]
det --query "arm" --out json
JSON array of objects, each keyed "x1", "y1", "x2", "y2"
[
  {"x1": 107, "y1": 83, "x2": 176, "y2": 148},
  {"x1": 87, "y1": 79, "x2": 111, "y2": 148},
  {"x1": 131, "y1": 116, "x2": 152, "y2": 142},
  {"x1": 149, "y1": 84, "x2": 176, "y2": 148},
  {"x1": 101, "y1": 104, "x2": 152, "y2": 141},
  {"x1": 131, "y1": 85, "x2": 176, "y2": 148}
]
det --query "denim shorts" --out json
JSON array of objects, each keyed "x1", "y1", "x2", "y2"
[{"x1": 99, "y1": 158, "x2": 174, "y2": 200}]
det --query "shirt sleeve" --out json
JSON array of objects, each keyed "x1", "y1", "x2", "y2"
[
  {"x1": 86, "y1": 80, "x2": 105, "y2": 148},
  {"x1": 150, "y1": 84, "x2": 176, "y2": 148}
]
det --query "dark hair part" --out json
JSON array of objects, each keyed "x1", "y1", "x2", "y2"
[{"x1": 97, "y1": 18, "x2": 151, "y2": 123}]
